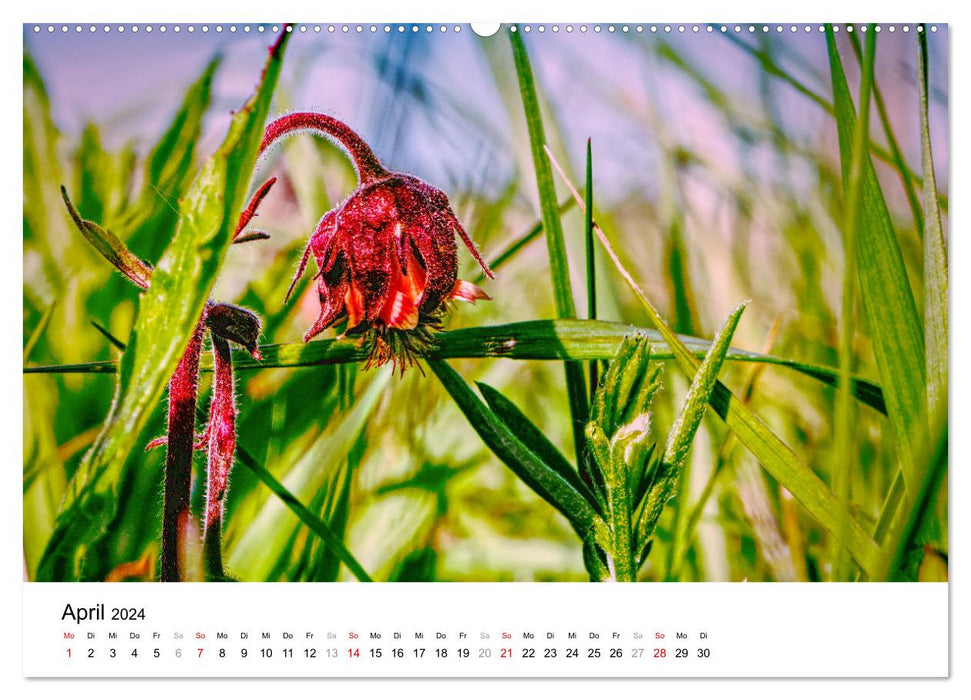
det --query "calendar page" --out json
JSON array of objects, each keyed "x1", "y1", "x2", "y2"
[{"x1": 21, "y1": 14, "x2": 950, "y2": 682}]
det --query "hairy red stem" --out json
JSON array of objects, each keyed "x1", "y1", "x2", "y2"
[
  {"x1": 203, "y1": 333, "x2": 237, "y2": 579},
  {"x1": 260, "y1": 112, "x2": 389, "y2": 185},
  {"x1": 160, "y1": 320, "x2": 206, "y2": 582}
]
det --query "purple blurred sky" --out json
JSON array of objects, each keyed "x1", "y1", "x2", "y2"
[{"x1": 23, "y1": 23, "x2": 949, "y2": 209}]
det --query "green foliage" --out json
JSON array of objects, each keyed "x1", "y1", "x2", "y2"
[
  {"x1": 227, "y1": 371, "x2": 388, "y2": 582},
  {"x1": 34, "y1": 34, "x2": 290, "y2": 581},
  {"x1": 585, "y1": 199, "x2": 883, "y2": 577}
]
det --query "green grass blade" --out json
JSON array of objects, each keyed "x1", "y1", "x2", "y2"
[
  {"x1": 585, "y1": 139, "x2": 597, "y2": 325},
  {"x1": 917, "y1": 25, "x2": 948, "y2": 430},
  {"x1": 585, "y1": 139, "x2": 598, "y2": 405},
  {"x1": 90, "y1": 321, "x2": 127, "y2": 351},
  {"x1": 35, "y1": 31, "x2": 291, "y2": 581},
  {"x1": 234, "y1": 447, "x2": 373, "y2": 583},
  {"x1": 429, "y1": 359, "x2": 600, "y2": 537},
  {"x1": 832, "y1": 24, "x2": 876, "y2": 581},
  {"x1": 477, "y1": 382, "x2": 597, "y2": 508},
  {"x1": 509, "y1": 29, "x2": 589, "y2": 470},
  {"x1": 23, "y1": 301, "x2": 56, "y2": 361},
  {"x1": 826, "y1": 27, "x2": 927, "y2": 494},
  {"x1": 24, "y1": 318, "x2": 889, "y2": 415},
  {"x1": 510, "y1": 30, "x2": 577, "y2": 319}
]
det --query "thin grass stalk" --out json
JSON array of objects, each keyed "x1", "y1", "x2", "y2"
[
  {"x1": 161, "y1": 319, "x2": 205, "y2": 582},
  {"x1": 832, "y1": 24, "x2": 876, "y2": 582},
  {"x1": 857, "y1": 470, "x2": 906, "y2": 581},
  {"x1": 471, "y1": 198, "x2": 575, "y2": 285},
  {"x1": 509, "y1": 30, "x2": 590, "y2": 477},
  {"x1": 585, "y1": 139, "x2": 598, "y2": 404},
  {"x1": 24, "y1": 302, "x2": 56, "y2": 362}
]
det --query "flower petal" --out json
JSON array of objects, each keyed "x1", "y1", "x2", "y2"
[
  {"x1": 305, "y1": 275, "x2": 349, "y2": 341},
  {"x1": 340, "y1": 193, "x2": 398, "y2": 322},
  {"x1": 411, "y1": 222, "x2": 458, "y2": 314},
  {"x1": 450, "y1": 279, "x2": 491, "y2": 303},
  {"x1": 379, "y1": 249, "x2": 427, "y2": 330},
  {"x1": 288, "y1": 211, "x2": 338, "y2": 303}
]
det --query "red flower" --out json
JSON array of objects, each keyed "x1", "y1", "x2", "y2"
[{"x1": 259, "y1": 112, "x2": 493, "y2": 366}]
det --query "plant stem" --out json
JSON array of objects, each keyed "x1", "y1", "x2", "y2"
[
  {"x1": 161, "y1": 319, "x2": 205, "y2": 582},
  {"x1": 604, "y1": 456, "x2": 636, "y2": 581},
  {"x1": 260, "y1": 112, "x2": 389, "y2": 186},
  {"x1": 203, "y1": 333, "x2": 236, "y2": 580}
]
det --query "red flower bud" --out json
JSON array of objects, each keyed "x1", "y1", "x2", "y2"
[{"x1": 261, "y1": 112, "x2": 493, "y2": 367}]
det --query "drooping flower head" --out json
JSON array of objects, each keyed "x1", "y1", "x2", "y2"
[{"x1": 258, "y1": 112, "x2": 493, "y2": 367}]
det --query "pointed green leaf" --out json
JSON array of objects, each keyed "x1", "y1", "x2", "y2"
[
  {"x1": 637, "y1": 303, "x2": 746, "y2": 544},
  {"x1": 477, "y1": 381, "x2": 596, "y2": 507},
  {"x1": 917, "y1": 26, "x2": 948, "y2": 429},
  {"x1": 61, "y1": 187, "x2": 153, "y2": 289},
  {"x1": 430, "y1": 360, "x2": 599, "y2": 537},
  {"x1": 826, "y1": 27, "x2": 926, "y2": 493}
]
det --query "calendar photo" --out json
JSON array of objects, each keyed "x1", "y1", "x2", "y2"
[{"x1": 23, "y1": 22, "x2": 948, "y2": 590}]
